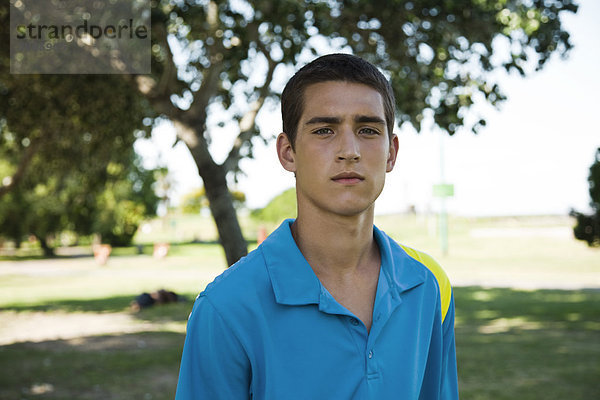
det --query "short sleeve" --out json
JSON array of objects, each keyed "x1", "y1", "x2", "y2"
[
  {"x1": 175, "y1": 294, "x2": 251, "y2": 400},
  {"x1": 441, "y1": 294, "x2": 459, "y2": 399}
]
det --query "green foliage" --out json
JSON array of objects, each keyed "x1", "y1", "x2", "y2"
[
  {"x1": 251, "y1": 188, "x2": 296, "y2": 223},
  {"x1": 571, "y1": 212, "x2": 600, "y2": 247},
  {"x1": 588, "y1": 147, "x2": 600, "y2": 210},
  {"x1": 571, "y1": 148, "x2": 600, "y2": 247},
  {"x1": 0, "y1": 152, "x2": 159, "y2": 250},
  {"x1": 0, "y1": 6, "x2": 159, "y2": 251},
  {"x1": 230, "y1": 190, "x2": 247, "y2": 207},
  {"x1": 91, "y1": 158, "x2": 160, "y2": 247},
  {"x1": 180, "y1": 188, "x2": 209, "y2": 214},
  {"x1": 321, "y1": 0, "x2": 578, "y2": 134},
  {"x1": 0, "y1": 74, "x2": 151, "y2": 173},
  {"x1": 154, "y1": 0, "x2": 577, "y2": 136}
]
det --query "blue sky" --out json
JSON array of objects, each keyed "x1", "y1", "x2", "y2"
[{"x1": 136, "y1": 0, "x2": 600, "y2": 216}]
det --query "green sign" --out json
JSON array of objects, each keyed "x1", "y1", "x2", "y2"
[{"x1": 433, "y1": 183, "x2": 454, "y2": 198}]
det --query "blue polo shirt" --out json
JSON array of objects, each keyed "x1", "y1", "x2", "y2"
[{"x1": 176, "y1": 219, "x2": 458, "y2": 399}]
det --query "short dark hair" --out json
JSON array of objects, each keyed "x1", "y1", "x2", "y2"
[{"x1": 281, "y1": 53, "x2": 396, "y2": 149}]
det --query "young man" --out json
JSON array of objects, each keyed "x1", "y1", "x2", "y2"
[{"x1": 176, "y1": 53, "x2": 459, "y2": 399}]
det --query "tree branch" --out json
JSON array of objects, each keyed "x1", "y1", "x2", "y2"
[
  {"x1": 0, "y1": 139, "x2": 41, "y2": 198},
  {"x1": 133, "y1": 18, "x2": 185, "y2": 120},
  {"x1": 176, "y1": 1, "x2": 226, "y2": 149},
  {"x1": 223, "y1": 48, "x2": 277, "y2": 173}
]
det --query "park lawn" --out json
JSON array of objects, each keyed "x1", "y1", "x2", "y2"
[
  {"x1": 0, "y1": 288, "x2": 598, "y2": 399},
  {"x1": 454, "y1": 287, "x2": 600, "y2": 400},
  {"x1": 0, "y1": 331, "x2": 184, "y2": 400},
  {"x1": 1, "y1": 214, "x2": 599, "y2": 399}
]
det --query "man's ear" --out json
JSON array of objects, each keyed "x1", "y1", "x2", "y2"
[
  {"x1": 386, "y1": 134, "x2": 399, "y2": 173},
  {"x1": 276, "y1": 132, "x2": 297, "y2": 173}
]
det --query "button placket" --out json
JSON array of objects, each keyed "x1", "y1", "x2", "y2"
[{"x1": 366, "y1": 348, "x2": 379, "y2": 380}]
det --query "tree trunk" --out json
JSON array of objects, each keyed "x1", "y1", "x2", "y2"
[
  {"x1": 137, "y1": 16, "x2": 252, "y2": 266},
  {"x1": 200, "y1": 160, "x2": 248, "y2": 266},
  {"x1": 169, "y1": 103, "x2": 249, "y2": 266},
  {"x1": 38, "y1": 236, "x2": 55, "y2": 257}
]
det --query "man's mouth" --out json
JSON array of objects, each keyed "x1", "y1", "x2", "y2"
[{"x1": 331, "y1": 172, "x2": 365, "y2": 184}]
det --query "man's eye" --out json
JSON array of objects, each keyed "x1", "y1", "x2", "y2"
[
  {"x1": 359, "y1": 127, "x2": 380, "y2": 135},
  {"x1": 313, "y1": 128, "x2": 333, "y2": 135}
]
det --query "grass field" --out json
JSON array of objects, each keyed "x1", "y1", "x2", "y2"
[{"x1": 0, "y1": 214, "x2": 599, "y2": 399}]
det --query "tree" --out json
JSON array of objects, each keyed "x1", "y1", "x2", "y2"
[
  {"x1": 1, "y1": 1, "x2": 578, "y2": 265},
  {"x1": 0, "y1": 16, "x2": 159, "y2": 253},
  {"x1": 571, "y1": 148, "x2": 600, "y2": 247},
  {"x1": 0, "y1": 147, "x2": 159, "y2": 255},
  {"x1": 136, "y1": 0, "x2": 577, "y2": 266}
]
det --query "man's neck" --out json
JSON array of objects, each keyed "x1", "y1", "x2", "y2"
[
  {"x1": 291, "y1": 206, "x2": 378, "y2": 281},
  {"x1": 291, "y1": 204, "x2": 381, "y2": 331}
]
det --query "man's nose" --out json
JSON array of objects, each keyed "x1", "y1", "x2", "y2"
[{"x1": 336, "y1": 128, "x2": 360, "y2": 162}]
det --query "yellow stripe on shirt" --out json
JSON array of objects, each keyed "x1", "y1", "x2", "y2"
[{"x1": 399, "y1": 244, "x2": 452, "y2": 323}]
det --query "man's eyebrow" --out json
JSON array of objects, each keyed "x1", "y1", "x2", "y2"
[
  {"x1": 305, "y1": 116, "x2": 342, "y2": 125},
  {"x1": 354, "y1": 115, "x2": 386, "y2": 124},
  {"x1": 305, "y1": 115, "x2": 385, "y2": 125}
]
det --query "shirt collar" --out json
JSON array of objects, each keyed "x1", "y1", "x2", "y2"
[
  {"x1": 261, "y1": 219, "x2": 322, "y2": 306},
  {"x1": 372, "y1": 224, "x2": 427, "y2": 294},
  {"x1": 261, "y1": 219, "x2": 425, "y2": 307}
]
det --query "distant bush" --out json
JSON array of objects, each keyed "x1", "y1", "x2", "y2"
[
  {"x1": 180, "y1": 187, "x2": 245, "y2": 214},
  {"x1": 571, "y1": 148, "x2": 600, "y2": 247},
  {"x1": 251, "y1": 188, "x2": 296, "y2": 223},
  {"x1": 180, "y1": 188, "x2": 209, "y2": 214}
]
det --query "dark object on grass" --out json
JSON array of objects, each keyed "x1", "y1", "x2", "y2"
[{"x1": 131, "y1": 289, "x2": 187, "y2": 311}]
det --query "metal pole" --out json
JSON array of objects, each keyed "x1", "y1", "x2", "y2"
[{"x1": 440, "y1": 133, "x2": 448, "y2": 256}]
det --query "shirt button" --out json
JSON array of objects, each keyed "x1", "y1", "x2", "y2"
[
  {"x1": 350, "y1": 317, "x2": 359, "y2": 326},
  {"x1": 368, "y1": 350, "x2": 373, "y2": 359}
]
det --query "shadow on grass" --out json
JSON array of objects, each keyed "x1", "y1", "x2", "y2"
[
  {"x1": 0, "y1": 295, "x2": 135, "y2": 313},
  {"x1": 0, "y1": 294, "x2": 195, "y2": 323},
  {"x1": 0, "y1": 331, "x2": 184, "y2": 400},
  {"x1": 454, "y1": 286, "x2": 600, "y2": 331},
  {"x1": 1, "y1": 287, "x2": 599, "y2": 400},
  {"x1": 3, "y1": 286, "x2": 599, "y2": 328},
  {"x1": 453, "y1": 286, "x2": 600, "y2": 400}
]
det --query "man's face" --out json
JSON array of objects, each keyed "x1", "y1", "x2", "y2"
[{"x1": 277, "y1": 81, "x2": 398, "y2": 218}]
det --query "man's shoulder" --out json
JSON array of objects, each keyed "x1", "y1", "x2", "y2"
[
  {"x1": 395, "y1": 242, "x2": 450, "y2": 289},
  {"x1": 378, "y1": 228, "x2": 449, "y2": 285},
  {"x1": 399, "y1": 243, "x2": 452, "y2": 319},
  {"x1": 199, "y1": 246, "x2": 270, "y2": 308},
  {"x1": 198, "y1": 219, "x2": 298, "y2": 312},
  {"x1": 378, "y1": 228, "x2": 453, "y2": 320}
]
